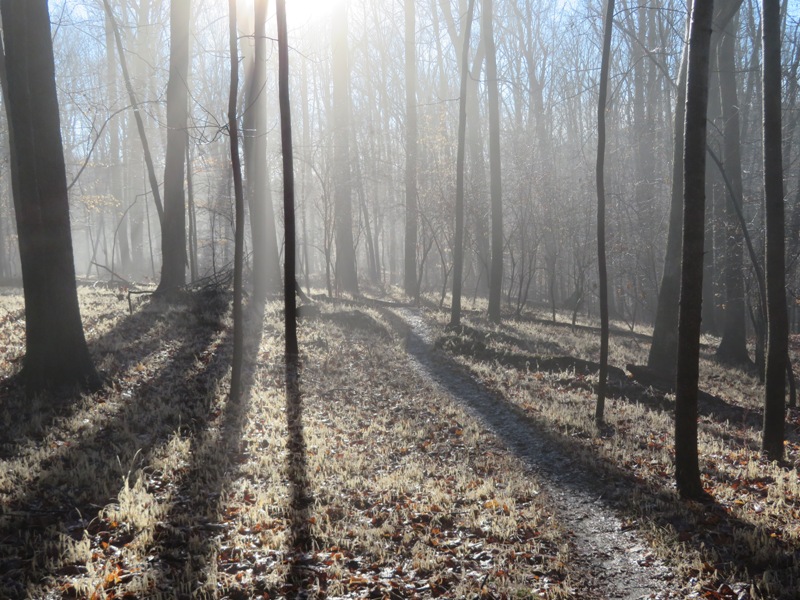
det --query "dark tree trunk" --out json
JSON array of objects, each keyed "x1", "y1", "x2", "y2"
[
  {"x1": 332, "y1": 2, "x2": 359, "y2": 295},
  {"x1": 228, "y1": 0, "x2": 246, "y2": 401},
  {"x1": 762, "y1": 0, "x2": 787, "y2": 461},
  {"x1": 157, "y1": 0, "x2": 190, "y2": 295},
  {"x1": 403, "y1": 0, "x2": 418, "y2": 298},
  {"x1": 595, "y1": 0, "x2": 614, "y2": 425},
  {"x1": 276, "y1": 0, "x2": 298, "y2": 361},
  {"x1": 449, "y1": 0, "x2": 477, "y2": 329},
  {"x1": 0, "y1": 0, "x2": 99, "y2": 394},
  {"x1": 675, "y1": 0, "x2": 714, "y2": 500},
  {"x1": 715, "y1": 11, "x2": 750, "y2": 366},
  {"x1": 648, "y1": 0, "x2": 692, "y2": 380},
  {"x1": 483, "y1": 0, "x2": 503, "y2": 324}
]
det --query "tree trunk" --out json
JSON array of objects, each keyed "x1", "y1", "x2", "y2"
[
  {"x1": 762, "y1": 0, "x2": 787, "y2": 461},
  {"x1": 403, "y1": 0, "x2": 418, "y2": 298},
  {"x1": 483, "y1": 0, "x2": 503, "y2": 324},
  {"x1": 449, "y1": 0, "x2": 476, "y2": 329},
  {"x1": 675, "y1": 0, "x2": 714, "y2": 500},
  {"x1": 228, "y1": 0, "x2": 246, "y2": 401},
  {"x1": 715, "y1": 10, "x2": 750, "y2": 366},
  {"x1": 332, "y1": 1, "x2": 359, "y2": 295},
  {"x1": 0, "y1": 0, "x2": 100, "y2": 394},
  {"x1": 157, "y1": 0, "x2": 191, "y2": 295},
  {"x1": 595, "y1": 0, "x2": 614, "y2": 425},
  {"x1": 245, "y1": 0, "x2": 282, "y2": 300},
  {"x1": 648, "y1": 0, "x2": 692, "y2": 380}
]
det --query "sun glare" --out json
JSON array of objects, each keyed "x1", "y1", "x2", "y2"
[{"x1": 286, "y1": 0, "x2": 339, "y2": 28}]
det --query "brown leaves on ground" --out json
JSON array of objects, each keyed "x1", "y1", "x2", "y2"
[{"x1": 0, "y1": 288, "x2": 569, "y2": 599}]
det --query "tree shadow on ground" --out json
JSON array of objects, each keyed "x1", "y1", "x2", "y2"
[
  {"x1": 0, "y1": 289, "x2": 234, "y2": 597},
  {"x1": 372, "y1": 306, "x2": 798, "y2": 598}
]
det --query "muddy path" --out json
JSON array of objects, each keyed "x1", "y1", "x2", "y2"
[{"x1": 389, "y1": 307, "x2": 678, "y2": 600}]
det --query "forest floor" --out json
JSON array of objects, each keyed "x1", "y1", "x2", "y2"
[{"x1": 0, "y1": 286, "x2": 796, "y2": 599}]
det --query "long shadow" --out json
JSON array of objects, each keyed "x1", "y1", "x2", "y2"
[
  {"x1": 0, "y1": 290, "x2": 233, "y2": 598},
  {"x1": 440, "y1": 324, "x2": 769, "y2": 436},
  {"x1": 141, "y1": 299, "x2": 270, "y2": 599},
  {"x1": 374, "y1": 306, "x2": 799, "y2": 596}
]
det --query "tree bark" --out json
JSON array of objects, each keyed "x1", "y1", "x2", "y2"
[
  {"x1": 403, "y1": 0, "x2": 418, "y2": 298},
  {"x1": 483, "y1": 0, "x2": 503, "y2": 324},
  {"x1": 762, "y1": 0, "x2": 787, "y2": 461},
  {"x1": 449, "y1": 0, "x2": 477, "y2": 329},
  {"x1": 332, "y1": 1, "x2": 359, "y2": 295},
  {"x1": 595, "y1": 0, "x2": 614, "y2": 424},
  {"x1": 675, "y1": 0, "x2": 714, "y2": 500},
  {"x1": 157, "y1": 0, "x2": 190, "y2": 295},
  {"x1": 0, "y1": 0, "x2": 99, "y2": 394}
]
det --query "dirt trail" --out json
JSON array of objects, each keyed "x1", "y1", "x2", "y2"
[{"x1": 394, "y1": 308, "x2": 677, "y2": 600}]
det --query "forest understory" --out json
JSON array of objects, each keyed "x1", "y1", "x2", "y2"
[{"x1": 0, "y1": 286, "x2": 797, "y2": 599}]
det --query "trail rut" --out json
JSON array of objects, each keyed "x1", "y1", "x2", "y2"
[{"x1": 394, "y1": 308, "x2": 678, "y2": 600}]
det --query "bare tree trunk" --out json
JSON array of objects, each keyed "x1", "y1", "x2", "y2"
[
  {"x1": 228, "y1": 0, "x2": 246, "y2": 401},
  {"x1": 675, "y1": 0, "x2": 714, "y2": 500},
  {"x1": 403, "y1": 0, "x2": 418, "y2": 297},
  {"x1": 332, "y1": 2, "x2": 359, "y2": 294},
  {"x1": 762, "y1": 0, "x2": 788, "y2": 461},
  {"x1": 449, "y1": 0, "x2": 476, "y2": 329},
  {"x1": 0, "y1": 0, "x2": 99, "y2": 394},
  {"x1": 157, "y1": 0, "x2": 190, "y2": 296},
  {"x1": 483, "y1": 0, "x2": 503, "y2": 324},
  {"x1": 595, "y1": 0, "x2": 614, "y2": 425}
]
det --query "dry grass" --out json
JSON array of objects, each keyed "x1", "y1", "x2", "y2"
[
  {"x1": 423, "y1": 299, "x2": 800, "y2": 599},
  {"x1": 0, "y1": 288, "x2": 571, "y2": 599}
]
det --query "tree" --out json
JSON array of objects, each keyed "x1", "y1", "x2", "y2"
[
  {"x1": 715, "y1": 8, "x2": 750, "y2": 366},
  {"x1": 648, "y1": 0, "x2": 692, "y2": 380},
  {"x1": 244, "y1": 0, "x2": 283, "y2": 300},
  {"x1": 403, "y1": 0, "x2": 418, "y2": 298},
  {"x1": 595, "y1": 0, "x2": 614, "y2": 424},
  {"x1": 332, "y1": 0, "x2": 359, "y2": 295},
  {"x1": 675, "y1": 0, "x2": 714, "y2": 500},
  {"x1": 449, "y1": 0, "x2": 477, "y2": 329},
  {"x1": 483, "y1": 0, "x2": 503, "y2": 323},
  {"x1": 157, "y1": 0, "x2": 191, "y2": 295},
  {"x1": 762, "y1": 0, "x2": 787, "y2": 461},
  {"x1": 228, "y1": 0, "x2": 246, "y2": 400},
  {"x1": 0, "y1": 0, "x2": 100, "y2": 394}
]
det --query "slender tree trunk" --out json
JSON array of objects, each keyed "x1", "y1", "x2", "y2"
[
  {"x1": 483, "y1": 0, "x2": 503, "y2": 324},
  {"x1": 648, "y1": 0, "x2": 692, "y2": 379},
  {"x1": 762, "y1": 0, "x2": 787, "y2": 461},
  {"x1": 449, "y1": 0, "x2": 477, "y2": 328},
  {"x1": 595, "y1": 0, "x2": 614, "y2": 425},
  {"x1": 228, "y1": 0, "x2": 246, "y2": 401},
  {"x1": 0, "y1": 0, "x2": 99, "y2": 394},
  {"x1": 332, "y1": 1, "x2": 359, "y2": 294},
  {"x1": 403, "y1": 0, "x2": 418, "y2": 297},
  {"x1": 675, "y1": 0, "x2": 714, "y2": 500},
  {"x1": 157, "y1": 0, "x2": 190, "y2": 295}
]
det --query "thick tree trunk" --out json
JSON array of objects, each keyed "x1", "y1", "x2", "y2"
[
  {"x1": 157, "y1": 0, "x2": 190, "y2": 295},
  {"x1": 0, "y1": 0, "x2": 99, "y2": 394},
  {"x1": 648, "y1": 1, "x2": 692, "y2": 380},
  {"x1": 762, "y1": 0, "x2": 788, "y2": 461},
  {"x1": 715, "y1": 11, "x2": 750, "y2": 366},
  {"x1": 595, "y1": 0, "x2": 614, "y2": 424},
  {"x1": 483, "y1": 0, "x2": 503, "y2": 324},
  {"x1": 403, "y1": 0, "x2": 418, "y2": 298},
  {"x1": 332, "y1": 2, "x2": 359, "y2": 295},
  {"x1": 245, "y1": 0, "x2": 282, "y2": 300},
  {"x1": 675, "y1": 0, "x2": 714, "y2": 500},
  {"x1": 449, "y1": 0, "x2": 477, "y2": 329}
]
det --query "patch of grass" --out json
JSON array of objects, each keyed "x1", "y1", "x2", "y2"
[
  {"x1": 0, "y1": 289, "x2": 572, "y2": 599},
  {"x1": 424, "y1": 303, "x2": 800, "y2": 599}
]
